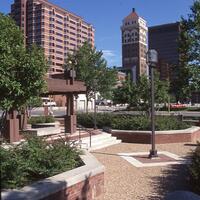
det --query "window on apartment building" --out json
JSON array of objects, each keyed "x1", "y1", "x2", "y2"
[
  {"x1": 49, "y1": 36, "x2": 54, "y2": 40},
  {"x1": 64, "y1": 30, "x2": 69, "y2": 33},
  {"x1": 69, "y1": 26, "x2": 76, "y2": 30},
  {"x1": 49, "y1": 30, "x2": 55, "y2": 34},
  {"x1": 56, "y1": 20, "x2": 63, "y2": 25},
  {"x1": 69, "y1": 20, "x2": 76, "y2": 25},
  {"x1": 56, "y1": 32, "x2": 63, "y2": 37},
  {"x1": 82, "y1": 25, "x2": 87, "y2": 30},
  {"x1": 56, "y1": 63, "x2": 63, "y2": 67},
  {"x1": 56, "y1": 14, "x2": 63, "y2": 19},
  {"x1": 82, "y1": 31, "x2": 87, "y2": 35},
  {"x1": 56, "y1": 57, "x2": 63, "y2": 61},
  {"x1": 56, "y1": 51, "x2": 63, "y2": 55},
  {"x1": 49, "y1": 43, "x2": 55, "y2": 46},
  {"x1": 69, "y1": 32, "x2": 75, "y2": 36},
  {"x1": 56, "y1": 39, "x2": 63, "y2": 44},
  {"x1": 70, "y1": 43, "x2": 76, "y2": 46},
  {"x1": 49, "y1": 49, "x2": 55, "y2": 53},
  {"x1": 56, "y1": 45, "x2": 63, "y2": 49},
  {"x1": 56, "y1": 26, "x2": 63, "y2": 31},
  {"x1": 70, "y1": 37, "x2": 76, "y2": 41}
]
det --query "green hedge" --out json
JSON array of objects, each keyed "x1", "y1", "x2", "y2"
[
  {"x1": 0, "y1": 136, "x2": 83, "y2": 189},
  {"x1": 28, "y1": 115, "x2": 55, "y2": 125},
  {"x1": 189, "y1": 143, "x2": 200, "y2": 194},
  {"x1": 77, "y1": 113, "x2": 191, "y2": 131}
]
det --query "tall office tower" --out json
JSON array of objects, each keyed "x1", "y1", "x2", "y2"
[
  {"x1": 11, "y1": 0, "x2": 95, "y2": 74},
  {"x1": 148, "y1": 22, "x2": 180, "y2": 80},
  {"x1": 121, "y1": 8, "x2": 148, "y2": 82}
]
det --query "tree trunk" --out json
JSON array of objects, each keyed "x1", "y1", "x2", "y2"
[{"x1": 86, "y1": 95, "x2": 89, "y2": 113}]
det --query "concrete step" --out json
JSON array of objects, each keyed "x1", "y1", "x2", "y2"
[
  {"x1": 88, "y1": 139, "x2": 121, "y2": 151},
  {"x1": 78, "y1": 133, "x2": 121, "y2": 151}
]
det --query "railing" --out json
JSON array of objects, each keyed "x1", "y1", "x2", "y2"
[{"x1": 77, "y1": 124, "x2": 93, "y2": 148}]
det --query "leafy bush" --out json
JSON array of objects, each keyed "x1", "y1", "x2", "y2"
[
  {"x1": 111, "y1": 115, "x2": 149, "y2": 130},
  {"x1": 189, "y1": 143, "x2": 200, "y2": 194},
  {"x1": 0, "y1": 136, "x2": 83, "y2": 189},
  {"x1": 77, "y1": 113, "x2": 191, "y2": 131},
  {"x1": 28, "y1": 115, "x2": 55, "y2": 125},
  {"x1": 154, "y1": 116, "x2": 190, "y2": 131},
  {"x1": 77, "y1": 112, "x2": 113, "y2": 128}
]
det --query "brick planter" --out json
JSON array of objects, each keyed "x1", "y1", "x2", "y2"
[
  {"x1": 2, "y1": 151, "x2": 105, "y2": 200},
  {"x1": 110, "y1": 126, "x2": 200, "y2": 144}
]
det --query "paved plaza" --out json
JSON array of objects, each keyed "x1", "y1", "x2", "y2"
[{"x1": 92, "y1": 142, "x2": 197, "y2": 200}]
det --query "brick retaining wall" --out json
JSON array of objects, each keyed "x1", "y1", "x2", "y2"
[
  {"x1": 2, "y1": 151, "x2": 104, "y2": 200},
  {"x1": 42, "y1": 173, "x2": 104, "y2": 200},
  {"x1": 110, "y1": 127, "x2": 200, "y2": 144}
]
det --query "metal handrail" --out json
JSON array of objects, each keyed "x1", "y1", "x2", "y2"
[{"x1": 77, "y1": 124, "x2": 93, "y2": 148}]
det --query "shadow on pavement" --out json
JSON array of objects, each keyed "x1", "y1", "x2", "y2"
[{"x1": 146, "y1": 160, "x2": 192, "y2": 200}]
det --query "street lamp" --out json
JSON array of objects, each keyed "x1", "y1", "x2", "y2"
[
  {"x1": 93, "y1": 79, "x2": 98, "y2": 130},
  {"x1": 147, "y1": 49, "x2": 158, "y2": 158}
]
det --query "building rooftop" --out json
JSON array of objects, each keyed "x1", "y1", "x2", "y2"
[{"x1": 124, "y1": 8, "x2": 139, "y2": 20}]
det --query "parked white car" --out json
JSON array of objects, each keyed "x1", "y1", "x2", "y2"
[{"x1": 42, "y1": 97, "x2": 56, "y2": 107}]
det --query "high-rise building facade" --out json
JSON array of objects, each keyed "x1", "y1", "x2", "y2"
[
  {"x1": 11, "y1": 0, "x2": 95, "y2": 73},
  {"x1": 121, "y1": 8, "x2": 148, "y2": 82},
  {"x1": 148, "y1": 22, "x2": 180, "y2": 80},
  {"x1": 148, "y1": 22, "x2": 180, "y2": 66}
]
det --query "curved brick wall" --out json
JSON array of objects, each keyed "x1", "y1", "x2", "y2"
[{"x1": 110, "y1": 126, "x2": 200, "y2": 144}]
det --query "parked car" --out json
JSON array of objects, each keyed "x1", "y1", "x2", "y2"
[
  {"x1": 170, "y1": 103, "x2": 186, "y2": 109},
  {"x1": 42, "y1": 97, "x2": 56, "y2": 107}
]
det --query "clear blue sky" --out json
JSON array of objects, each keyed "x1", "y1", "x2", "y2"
[{"x1": 0, "y1": 0, "x2": 194, "y2": 66}]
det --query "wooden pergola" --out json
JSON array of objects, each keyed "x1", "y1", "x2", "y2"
[
  {"x1": 2, "y1": 70, "x2": 86, "y2": 143},
  {"x1": 45, "y1": 72, "x2": 86, "y2": 133}
]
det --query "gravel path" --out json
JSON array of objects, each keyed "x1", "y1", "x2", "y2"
[{"x1": 92, "y1": 142, "x2": 197, "y2": 200}]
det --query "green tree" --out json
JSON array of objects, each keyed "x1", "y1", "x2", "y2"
[
  {"x1": 172, "y1": 0, "x2": 200, "y2": 101},
  {"x1": 65, "y1": 42, "x2": 117, "y2": 111},
  {"x1": 113, "y1": 74, "x2": 133, "y2": 105},
  {"x1": 0, "y1": 13, "x2": 48, "y2": 113},
  {"x1": 113, "y1": 72, "x2": 169, "y2": 112}
]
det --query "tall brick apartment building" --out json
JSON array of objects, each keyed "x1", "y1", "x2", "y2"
[
  {"x1": 11, "y1": 0, "x2": 95, "y2": 74},
  {"x1": 121, "y1": 8, "x2": 148, "y2": 82}
]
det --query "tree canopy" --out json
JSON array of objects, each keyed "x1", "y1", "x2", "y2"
[
  {"x1": 0, "y1": 13, "x2": 48, "y2": 111},
  {"x1": 113, "y1": 71, "x2": 169, "y2": 111},
  {"x1": 172, "y1": 0, "x2": 200, "y2": 101},
  {"x1": 65, "y1": 42, "x2": 117, "y2": 103}
]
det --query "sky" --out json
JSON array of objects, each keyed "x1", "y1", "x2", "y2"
[{"x1": 0, "y1": 0, "x2": 195, "y2": 67}]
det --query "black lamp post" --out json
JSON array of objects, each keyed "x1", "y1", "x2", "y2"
[
  {"x1": 147, "y1": 49, "x2": 158, "y2": 158},
  {"x1": 93, "y1": 79, "x2": 97, "y2": 130}
]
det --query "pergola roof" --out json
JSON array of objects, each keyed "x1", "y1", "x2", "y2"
[{"x1": 44, "y1": 75, "x2": 86, "y2": 95}]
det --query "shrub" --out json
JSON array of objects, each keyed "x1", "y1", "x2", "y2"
[
  {"x1": 77, "y1": 112, "x2": 113, "y2": 128},
  {"x1": 28, "y1": 115, "x2": 55, "y2": 125},
  {"x1": 154, "y1": 116, "x2": 190, "y2": 131},
  {"x1": 111, "y1": 115, "x2": 149, "y2": 130},
  {"x1": 0, "y1": 136, "x2": 83, "y2": 189},
  {"x1": 77, "y1": 113, "x2": 191, "y2": 131},
  {"x1": 189, "y1": 143, "x2": 200, "y2": 194}
]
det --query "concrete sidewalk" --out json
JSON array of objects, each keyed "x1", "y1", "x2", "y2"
[{"x1": 92, "y1": 142, "x2": 197, "y2": 200}]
